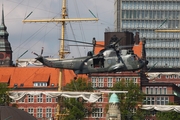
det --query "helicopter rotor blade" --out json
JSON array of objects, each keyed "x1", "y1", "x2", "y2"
[
  {"x1": 32, "y1": 52, "x2": 39, "y2": 57},
  {"x1": 59, "y1": 38, "x2": 104, "y2": 47},
  {"x1": 41, "y1": 47, "x2": 44, "y2": 56}
]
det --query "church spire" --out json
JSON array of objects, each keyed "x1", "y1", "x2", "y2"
[
  {"x1": 0, "y1": 4, "x2": 9, "y2": 38},
  {"x1": 1, "y1": 4, "x2": 4, "y2": 25}
]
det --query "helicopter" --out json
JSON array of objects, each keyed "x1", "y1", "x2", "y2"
[{"x1": 34, "y1": 37, "x2": 148, "y2": 74}]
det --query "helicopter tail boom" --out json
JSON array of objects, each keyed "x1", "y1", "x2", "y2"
[{"x1": 35, "y1": 56, "x2": 53, "y2": 67}]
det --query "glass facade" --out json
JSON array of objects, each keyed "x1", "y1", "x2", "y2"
[{"x1": 114, "y1": 0, "x2": 180, "y2": 68}]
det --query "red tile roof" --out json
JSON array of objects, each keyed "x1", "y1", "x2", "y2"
[
  {"x1": 0, "y1": 67, "x2": 87, "y2": 88},
  {"x1": 0, "y1": 75, "x2": 10, "y2": 83}
]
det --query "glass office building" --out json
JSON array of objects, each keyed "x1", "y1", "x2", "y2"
[{"x1": 114, "y1": 0, "x2": 180, "y2": 68}]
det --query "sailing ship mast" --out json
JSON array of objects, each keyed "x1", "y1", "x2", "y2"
[
  {"x1": 23, "y1": 0, "x2": 98, "y2": 119},
  {"x1": 23, "y1": 0, "x2": 98, "y2": 90}
]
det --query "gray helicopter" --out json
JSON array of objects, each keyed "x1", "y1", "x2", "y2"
[{"x1": 34, "y1": 37, "x2": 148, "y2": 74}]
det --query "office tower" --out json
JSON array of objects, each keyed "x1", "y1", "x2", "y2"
[{"x1": 114, "y1": 0, "x2": 180, "y2": 69}]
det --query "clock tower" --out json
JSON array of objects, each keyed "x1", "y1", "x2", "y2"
[{"x1": 0, "y1": 5, "x2": 12, "y2": 66}]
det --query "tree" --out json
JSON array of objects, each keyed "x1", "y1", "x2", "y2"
[
  {"x1": 0, "y1": 83, "x2": 10, "y2": 106},
  {"x1": 62, "y1": 77, "x2": 94, "y2": 120},
  {"x1": 156, "y1": 103, "x2": 180, "y2": 120},
  {"x1": 156, "y1": 111, "x2": 180, "y2": 120},
  {"x1": 111, "y1": 79, "x2": 145, "y2": 120}
]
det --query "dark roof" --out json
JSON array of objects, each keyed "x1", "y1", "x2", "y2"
[{"x1": 0, "y1": 106, "x2": 36, "y2": 120}]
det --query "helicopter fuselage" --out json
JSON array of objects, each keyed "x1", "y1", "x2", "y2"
[{"x1": 36, "y1": 49, "x2": 145, "y2": 74}]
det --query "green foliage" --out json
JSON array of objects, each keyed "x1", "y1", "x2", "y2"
[
  {"x1": 111, "y1": 79, "x2": 145, "y2": 120},
  {"x1": 62, "y1": 77, "x2": 94, "y2": 120},
  {"x1": 156, "y1": 111, "x2": 180, "y2": 120},
  {"x1": 0, "y1": 83, "x2": 10, "y2": 106},
  {"x1": 156, "y1": 103, "x2": 180, "y2": 120},
  {"x1": 63, "y1": 98, "x2": 85, "y2": 120},
  {"x1": 63, "y1": 77, "x2": 93, "y2": 91}
]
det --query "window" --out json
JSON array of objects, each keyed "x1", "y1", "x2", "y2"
[
  {"x1": 37, "y1": 94, "x2": 43, "y2": 103},
  {"x1": 157, "y1": 97, "x2": 169, "y2": 105},
  {"x1": 116, "y1": 77, "x2": 121, "y2": 82},
  {"x1": 150, "y1": 87, "x2": 153, "y2": 94},
  {"x1": 174, "y1": 75, "x2": 177, "y2": 79},
  {"x1": 19, "y1": 107, "x2": 24, "y2": 111},
  {"x1": 46, "y1": 108, "x2": 52, "y2": 118},
  {"x1": 158, "y1": 75, "x2": 161, "y2": 79},
  {"x1": 18, "y1": 98, "x2": 25, "y2": 103},
  {"x1": 92, "y1": 108, "x2": 103, "y2": 118},
  {"x1": 163, "y1": 87, "x2": 167, "y2": 94},
  {"x1": 28, "y1": 95, "x2": 34, "y2": 103},
  {"x1": 46, "y1": 96, "x2": 52, "y2": 103},
  {"x1": 33, "y1": 82, "x2": 47, "y2": 87},
  {"x1": 107, "y1": 78, "x2": 113, "y2": 87},
  {"x1": 146, "y1": 87, "x2": 149, "y2": 94},
  {"x1": 98, "y1": 78, "x2": 104, "y2": 87},
  {"x1": 169, "y1": 75, "x2": 173, "y2": 79},
  {"x1": 155, "y1": 87, "x2": 158, "y2": 94},
  {"x1": 37, "y1": 108, "x2": 43, "y2": 118},
  {"x1": 144, "y1": 97, "x2": 155, "y2": 105},
  {"x1": 159, "y1": 87, "x2": 162, "y2": 94},
  {"x1": 166, "y1": 75, "x2": 169, "y2": 79},
  {"x1": 97, "y1": 97, "x2": 103, "y2": 103},
  {"x1": 28, "y1": 108, "x2": 34, "y2": 116},
  {"x1": 91, "y1": 77, "x2": 97, "y2": 88}
]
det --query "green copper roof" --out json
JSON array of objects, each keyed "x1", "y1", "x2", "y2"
[{"x1": 109, "y1": 93, "x2": 119, "y2": 103}]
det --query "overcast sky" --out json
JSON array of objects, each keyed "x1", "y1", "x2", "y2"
[{"x1": 2, "y1": 0, "x2": 114, "y2": 63}]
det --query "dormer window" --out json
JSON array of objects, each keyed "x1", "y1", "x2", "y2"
[{"x1": 33, "y1": 74, "x2": 50, "y2": 87}]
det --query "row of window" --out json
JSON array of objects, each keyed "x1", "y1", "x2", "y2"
[
  {"x1": 21, "y1": 107, "x2": 103, "y2": 118},
  {"x1": 122, "y1": 1, "x2": 180, "y2": 10},
  {"x1": 144, "y1": 96, "x2": 169, "y2": 105},
  {"x1": 16, "y1": 95, "x2": 54, "y2": 103},
  {"x1": 20, "y1": 107, "x2": 52, "y2": 118},
  {"x1": 147, "y1": 49, "x2": 180, "y2": 57},
  {"x1": 147, "y1": 58, "x2": 180, "y2": 68},
  {"x1": 147, "y1": 43, "x2": 180, "y2": 48},
  {"x1": 122, "y1": 10, "x2": 180, "y2": 20},
  {"x1": 122, "y1": 20, "x2": 179, "y2": 30},
  {"x1": 146, "y1": 87, "x2": 167, "y2": 95},
  {"x1": 91, "y1": 77, "x2": 138, "y2": 88}
]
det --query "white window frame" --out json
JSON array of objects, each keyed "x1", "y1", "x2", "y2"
[
  {"x1": 107, "y1": 77, "x2": 113, "y2": 87},
  {"x1": 37, "y1": 108, "x2": 43, "y2": 118},
  {"x1": 116, "y1": 77, "x2": 121, "y2": 82},
  {"x1": 37, "y1": 94, "x2": 43, "y2": 103},
  {"x1": 46, "y1": 96, "x2": 52, "y2": 103},
  {"x1": 146, "y1": 87, "x2": 149, "y2": 94},
  {"x1": 92, "y1": 108, "x2": 103, "y2": 118},
  {"x1": 98, "y1": 77, "x2": 104, "y2": 88},
  {"x1": 28, "y1": 95, "x2": 34, "y2": 103},
  {"x1": 91, "y1": 77, "x2": 97, "y2": 88},
  {"x1": 46, "y1": 108, "x2": 52, "y2": 118},
  {"x1": 163, "y1": 87, "x2": 167, "y2": 94},
  {"x1": 18, "y1": 98, "x2": 25, "y2": 103},
  {"x1": 28, "y1": 108, "x2": 34, "y2": 116}
]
